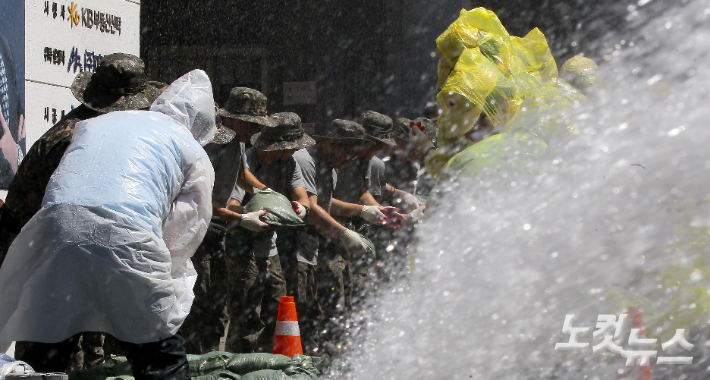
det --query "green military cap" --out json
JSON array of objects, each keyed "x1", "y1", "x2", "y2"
[
  {"x1": 71, "y1": 53, "x2": 162, "y2": 113},
  {"x1": 359, "y1": 110, "x2": 396, "y2": 146},
  {"x1": 393, "y1": 117, "x2": 412, "y2": 142},
  {"x1": 250, "y1": 112, "x2": 315, "y2": 151},
  {"x1": 211, "y1": 102, "x2": 237, "y2": 144},
  {"x1": 217, "y1": 87, "x2": 277, "y2": 128},
  {"x1": 312, "y1": 119, "x2": 374, "y2": 146},
  {"x1": 560, "y1": 55, "x2": 600, "y2": 93}
]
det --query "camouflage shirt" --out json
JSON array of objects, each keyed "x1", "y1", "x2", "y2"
[{"x1": 4, "y1": 105, "x2": 99, "y2": 226}]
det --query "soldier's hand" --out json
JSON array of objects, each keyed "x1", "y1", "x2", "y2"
[
  {"x1": 339, "y1": 229, "x2": 367, "y2": 259},
  {"x1": 381, "y1": 207, "x2": 409, "y2": 229},
  {"x1": 360, "y1": 205, "x2": 390, "y2": 225},
  {"x1": 239, "y1": 210, "x2": 269, "y2": 232},
  {"x1": 291, "y1": 201, "x2": 308, "y2": 220},
  {"x1": 409, "y1": 120, "x2": 435, "y2": 154},
  {"x1": 409, "y1": 206, "x2": 425, "y2": 223},
  {"x1": 399, "y1": 192, "x2": 423, "y2": 213}
]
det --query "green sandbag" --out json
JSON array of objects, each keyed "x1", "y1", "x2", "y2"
[
  {"x1": 244, "y1": 189, "x2": 306, "y2": 227},
  {"x1": 361, "y1": 233, "x2": 376, "y2": 257},
  {"x1": 188, "y1": 351, "x2": 234, "y2": 376},
  {"x1": 192, "y1": 369, "x2": 241, "y2": 380},
  {"x1": 239, "y1": 370, "x2": 289, "y2": 380},
  {"x1": 238, "y1": 370, "x2": 310, "y2": 380},
  {"x1": 414, "y1": 194, "x2": 428, "y2": 206},
  {"x1": 281, "y1": 355, "x2": 320, "y2": 378},
  {"x1": 226, "y1": 353, "x2": 291, "y2": 375},
  {"x1": 337, "y1": 230, "x2": 376, "y2": 260}
]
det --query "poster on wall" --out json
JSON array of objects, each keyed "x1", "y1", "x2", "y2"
[
  {"x1": 0, "y1": 0, "x2": 139, "y2": 190},
  {"x1": 0, "y1": 2, "x2": 26, "y2": 188}
]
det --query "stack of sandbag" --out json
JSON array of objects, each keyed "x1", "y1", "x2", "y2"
[{"x1": 68, "y1": 353, "x2": 327, "y2": 380}]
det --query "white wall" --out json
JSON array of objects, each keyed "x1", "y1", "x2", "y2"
[{"x1": 24, "y1": 0, "x2": 140, "y2": 148}]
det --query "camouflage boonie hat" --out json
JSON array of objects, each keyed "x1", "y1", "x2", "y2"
[
  {"x1": 312, "y1": 119, "x2": 374, "y2": 146},
  {"x1": 71, "y1": 53, "x2": 161, "y2": 113},
  {"x1": 359, "y1": 110, "x2": 396, "y2": 146},
  {"x1": 251, "y1": 112, "x2": 315, "y2": 151},
  {"x1": 394, "y1": 117, "x2": 412, "y2": 142},
  {"x1": 217, "y1": 87, "x2": 277, "y2": 128},
  {"x1": 211, "y1": 102, "x2": 237, "y2": 144},
  {"x1": 560, "y1": 55, "x2": 600, "y2": 93},
  {"x1": 423, "y1": 101, "x2": 440, "y2": 121}
]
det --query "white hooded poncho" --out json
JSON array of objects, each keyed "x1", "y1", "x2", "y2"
[{"x1": 0, "y1": 70, "x2": 216, "y2": 346}]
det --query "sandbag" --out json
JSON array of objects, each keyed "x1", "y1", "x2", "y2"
[
  {"x1": 244, "y1": 189, "x2": 306, "y2": 228},
  {"x1": 281, "y1": 355, "x2": 321, "y2": 378},
  {"x1": 188, "y1": 351, "x2": 234, "y2": 376},
  {"x1": 68, "y1": 353, "x2": 321, "y2": 380},
  {"x1": 192, "y1": 370, "x2": 241, "y2": 380},
  {"x1": 337, "y1": 230, "x2": 376, "y2": 261},
  {"x1": 226, "y1": 354, "x2": 291, "y2": 375},
  {"x1": 238, "y1": 370, "x2": 288, "y2": 380},
  {"x1": 238, "y1": 370, "x2": 310, "y2": 380}
]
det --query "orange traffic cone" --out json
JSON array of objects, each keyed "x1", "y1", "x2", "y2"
[
  {"x1": 272, "y1": 296, "x2": 303, "y2": 357},
  {"x1": 616, "y1": 306, "x2": 653, "y2": 380}
]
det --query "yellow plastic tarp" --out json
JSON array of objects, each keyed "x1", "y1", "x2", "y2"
[{"x1": 429, "y1": 7, "x2": 582, "y2": 181}]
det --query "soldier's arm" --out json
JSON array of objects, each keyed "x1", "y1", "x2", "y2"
[
  {"x1": 304, "y1": 194, "x2": 347, "y2": 241},
  {"x1": 359, "y1": 191, "x2": 380, "y2": 206},
  {"x1": 227, "y1": 199, "x2": 244, "y2": 214},
  {"x1": 330, "y1": 198, "x2": 364, "y2": 217},
  {"x1": 236, "y1": 167, "x2": 266, "y2": 194},
  {"x1": 290, "y1": 186, "x2": 311, "y2": 209},
  {"x1": 212, "y1": 201, "x2": 243, "y2": 223}
]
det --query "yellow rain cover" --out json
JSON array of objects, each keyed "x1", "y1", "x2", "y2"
[
  {"x1": 428, "y1": 7, "x2": 578, "y2": 181},
  {"x1": 437, "y1": 47, "x2": 514, "y2": 136},
  {"x1": 436, "y1": 8, "x2": 513, "y2": 89}
]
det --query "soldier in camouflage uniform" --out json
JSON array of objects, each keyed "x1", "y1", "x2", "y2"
[
  {"x1": 0, "y1": 53, "x2": 162, "y2": 370},
  {"x1": 181, "y1": 87, "x2": 274, "y2": 354}
]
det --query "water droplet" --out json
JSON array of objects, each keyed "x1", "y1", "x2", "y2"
[
  {"x1": 691, "y1": 270, "x2": 702, "y2": 281},
  {"x1": 647, "y1": 74, "x2": 663, "y2": 85}
]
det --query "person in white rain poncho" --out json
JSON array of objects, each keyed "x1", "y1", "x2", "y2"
[{"x1": 0, "y1": 70, "x2": 216, "y2": 380}]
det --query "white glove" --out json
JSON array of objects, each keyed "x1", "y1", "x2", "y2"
[
  {"x1": 239, "y1": 210, "x2": 269, "y2": 232},
  {"x1": 360, "y1": 205, "x2": 387, "y2": 225},
  {"x1": 400, "y1": 192, "x2": 423, "y2": 212},
  {"x1": 410, "y1": 120, "x2": 435, "y2": 153},
  {"x1": 410, "y1": 206, "x2": 425, "y2": 222},
  {"x1": 339, "y1": 229, "x2": 367, "y2": 259},
  {"x1": 291, "y1": 201, "x2": 308, "y2": 220}
]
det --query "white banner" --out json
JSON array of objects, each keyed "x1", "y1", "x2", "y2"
[{"x1": 25, "y1": 0, "x2": 140, "y2": 148}]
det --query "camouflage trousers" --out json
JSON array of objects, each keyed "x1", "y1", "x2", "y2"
[
  {"x1": 225, "y1": 254, "x2": 286, "y2": 353},
  {"x1": 68, "y1": 332, "x2": 105, "y2": 370},
  {"x1": 181, "y1": 223, "x2": 229, "y2": 354},
  {"x1": 15, "y1": 332, "x2": 105, "y2": 371},
  {"x1": 284, "y1": 260, "x2": 323, "y2": 356},
  {"x1": 316, "y1": 239, "x2": 352, "y2": 354}
]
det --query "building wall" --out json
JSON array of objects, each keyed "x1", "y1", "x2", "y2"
[{"x1": 140, "y1": 0, "x2": 656, "y2": 132}]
